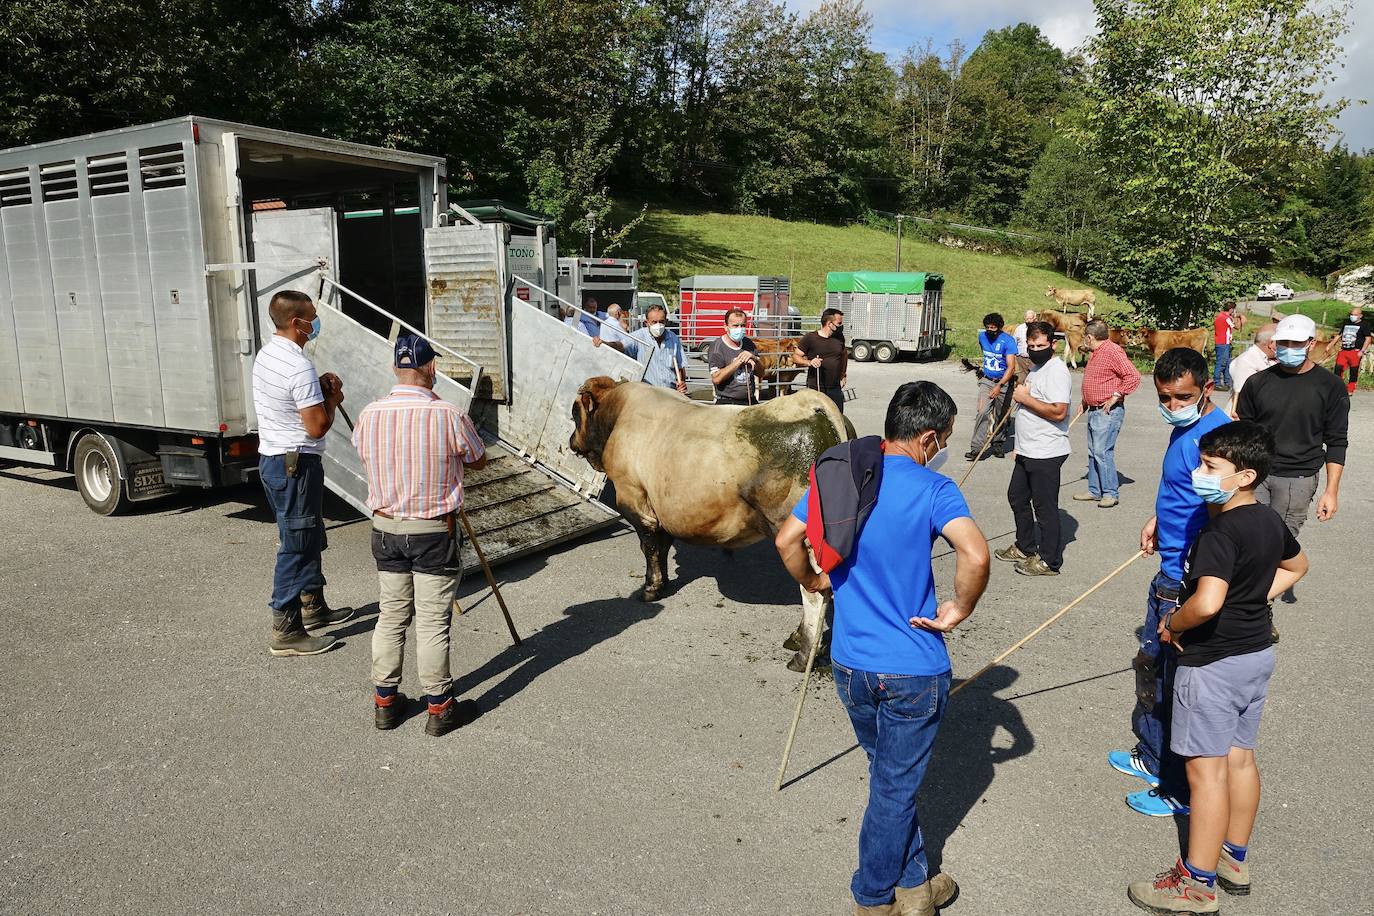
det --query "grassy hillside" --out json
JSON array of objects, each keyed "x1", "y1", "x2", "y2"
[{"x1": 615, "y1": 206, "x2": 1127, "y2": 360}]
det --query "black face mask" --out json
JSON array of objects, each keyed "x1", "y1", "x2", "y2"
[{"x1": 1028, "y1": 346, "x2": 1053, "y2": 366}]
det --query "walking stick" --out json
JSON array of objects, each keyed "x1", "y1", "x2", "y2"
[
  {"x1": 459, "y1": 508, "x2": 522, "y2": 647},
  {"x1": 774, "y1": 588, "x2": 828, "y2": 792},
  {"x1": 950, "y1": 550, "x2": 1144, "y2": 697},
  {"x1": 956, "y1": 403, "x2": 1018, "y2": 489}
]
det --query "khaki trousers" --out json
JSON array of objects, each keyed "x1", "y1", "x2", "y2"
[{"x1": 369, "y1": 516, "x2": 461, "y2": 698}]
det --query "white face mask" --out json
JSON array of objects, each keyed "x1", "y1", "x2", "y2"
[
  {"x1": 924, "y1": 436, "x2": 948, "y2": 472},
  {"x1": 648, "y1": 323, "x2": 665, "y2": 338}
]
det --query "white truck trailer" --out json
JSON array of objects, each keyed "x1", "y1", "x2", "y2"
[
  {"x1": 555, "y1": 257, "x2": 639, "y2": 314},
  {"x1": 0, "y1": 117, "x2": 644, "y2": 569}
]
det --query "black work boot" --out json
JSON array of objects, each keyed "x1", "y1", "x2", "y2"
[
  {"x1": 301, "y1": 590, "x2": 353, "y2": 630},
  {"x1": 270, "y1": 607, "x2": 337, "y2": 657},
  {"x1": 424, "y1": 697, "x2": 480, "y2": 737},
  {"x1": 374, "y1": 692, "x2": 411, "y2": 730}
]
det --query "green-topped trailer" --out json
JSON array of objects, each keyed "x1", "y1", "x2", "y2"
[{"x1": 825, "y1": 271, "x2": 947, "y2": 363}]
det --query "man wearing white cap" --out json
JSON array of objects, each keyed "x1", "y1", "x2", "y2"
[{"x1": 1236, "y1": 314, "x2": 1348, "y2": 600}]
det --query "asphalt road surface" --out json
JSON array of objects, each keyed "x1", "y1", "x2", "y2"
[{"x1": 3, "y1": 360, "x2": 1370, "y2": 915}]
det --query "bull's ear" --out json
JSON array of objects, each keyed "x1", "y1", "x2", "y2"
[{"x1": 579, "y1": 391, "x2": 596, "y2": 415}]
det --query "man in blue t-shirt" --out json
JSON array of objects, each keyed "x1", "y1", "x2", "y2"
[
  {"x1": 966, "y1": 312, "x2": 1019, "y2": 459},
  {"x1": 1108, "y1": 348, "x2": 1231, "y2": 819},
  {"x1": 775, "y1": 381, "x2": 991, "y2": 915}
]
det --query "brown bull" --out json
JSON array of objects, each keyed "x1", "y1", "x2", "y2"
[
  {"x1": 751, "y1": 336, "x2": 804, "y2": 397},
  {"x1": 1038, "y1": 309, "x2": 1087, "y2": 369},
  {"x1": 570, "y1": 377, "x2": 848, "y2": 667}
]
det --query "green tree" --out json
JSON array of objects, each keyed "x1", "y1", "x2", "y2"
[
  {"x1": 1016, "y1": 134, "x2": 1112, "y2": 278},
  {"x1": 1083, "y1": 0, "x2": 1352, "y2": 325}
]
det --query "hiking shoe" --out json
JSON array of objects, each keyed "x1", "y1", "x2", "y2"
[
  {"x1": 1015, "y1": 556, "x2": 1059, "y2": 577},
  {"x1": 1280, "y1": 587, "x2": 1297, "y2": 604},
  {"x1": 1108, "y1": 749, "x2": 1161, "y2": 787},
  {"x1": 1128, "y1": 859, "x2": 1219, "y2": 914},
  {"x1": 269, "y1": 608, "x2": 337, "y2": 657},
  {"x1": 853, "y1": 904, "x2": 900, "y2": 916},
  {"x1": 1072, "y1": 491, "x2": 1099, "y2": 501},
  {"x1": 894, "y1": 873, "x2": 958, "y2": 916},
  {"x1": 963, "y1": 450, "x2": 979, "y2": 461},
  {"x1": 374, "y1": 692, "x2": 411, "y2": 731},
  {"x1": 1217, "y1": 846, "x2": 1250, "y2": 896},
  {"x1": 1127, "y1": 788, "x2": 1189, "y2": 817},
  {"x1": 424, "y1": 697, "x2": 480, "y2": 737},
  {"x1": 301, "y1": 590, "x2": 354, "y2": 630},
  {"x1": 994, "y1": 545, "x2": 1034, "y2": 563},
  {"x1": 1098, "y1": 496, "x2": 1120, "y2": 508}
]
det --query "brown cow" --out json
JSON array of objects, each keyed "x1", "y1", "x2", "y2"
[
  {"x1": 751, "y1": 336, "x2": 805, "y2": 397},
  {"x1": 1135, "y1": 327, "x2": 1210, "y2": 359},
  {"x1": 1046, "y1": 287, "x2": 1097, "y2": 319},
  {"x1": 570, "y1": 377, "x2": 848, "y2": 669},
  {"x1": 1038, "y1": 309, "x2": 1088, "y2": 369}
]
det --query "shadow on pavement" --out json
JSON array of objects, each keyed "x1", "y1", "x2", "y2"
[
  {"x1": 668, "y1": 540, "x2": 800, "y2": 606},
  {"x1": 921, "y1": 666, "x2": 1035, "y2": 872},
  {"x1": 451, "y1": 596, "x2": 664, "y2": 711}
]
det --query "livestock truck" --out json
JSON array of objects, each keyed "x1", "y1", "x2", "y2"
[
  {"x1": 676, "y1": 275, "x2": 798, "y2": 349},
  {"x1": 0, "y1": 117, "x2": 645, "y2": 569},
  {"x1": 555, "y1": 257, "x2": 639, "y2": 315},
  {"x1": 825, "y1": 271, "x2": 947, "y2": 362}
]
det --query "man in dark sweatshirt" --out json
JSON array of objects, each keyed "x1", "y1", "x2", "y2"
[{"x1": 1236, "y1": 314, "x2": 1347, "y2": 602}]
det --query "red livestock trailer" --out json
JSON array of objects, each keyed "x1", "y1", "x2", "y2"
[{"x1": 676, "y1": 275, "x2": 794, "y2": 348}]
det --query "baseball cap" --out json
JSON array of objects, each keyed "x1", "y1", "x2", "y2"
[
  {"x1": 1274, "y1": 314, "x2": 1316, "y2": 342},
  {"x1": 394, "y1": 334, "x2": 437, "y2": 368}
]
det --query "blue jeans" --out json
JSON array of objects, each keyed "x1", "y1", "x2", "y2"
[
  {"x1": 1086, "y1": 404, "x2": 1125, "y2": 499},
  {"x1": 1130, "y1": 570, "x2": 1189, "y2": 801},
  {"x1": 1214, "y1": 343, "x2": 1232, "y2": 387},
  {"x1": 834, "y1": 663, "x2": 950, "y2": 906},
  {"x1": 259, "y1": 453, "x2": 327, "y2": 614}
]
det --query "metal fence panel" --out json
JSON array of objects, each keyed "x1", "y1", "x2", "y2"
[{"x1": 425, "y1": 224, "x2": 508, "y2": 400}]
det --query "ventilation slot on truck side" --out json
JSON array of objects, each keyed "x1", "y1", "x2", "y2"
[
  {"x1": 0, "y1": 168, "x2": 31, "y2": 207},
  {"x1": 39, "y1": 161, "x2": 79, "y2": 203},
  {"x1": 139, "y1": 144, "x2": 186, "y2": 190},
  {"x1": 87, "y1": 153, "x2": 131, "y2": 197}
]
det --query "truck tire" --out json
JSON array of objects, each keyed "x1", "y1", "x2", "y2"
[
  {"x1": 73, "y1": 433, "x2": 129, "y2": 516},
  {"x1": 875, "y1": 342, "x2": 898, "y2": 363},
  {"x1": 851, "y1": 340, "x2": 875, "y2": 362}
]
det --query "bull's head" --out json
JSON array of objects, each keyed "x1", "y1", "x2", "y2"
[
  {"x1": 569, "y1": 375, "x2": 623, "y2": 471},
  {"x1": 1045, "y1": 287, "x2": 1058, "y2": 298}
]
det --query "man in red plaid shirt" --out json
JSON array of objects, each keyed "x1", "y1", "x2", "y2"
[{"x1": 1074, "y1": 319, "x2": 1142, "y2": 509}]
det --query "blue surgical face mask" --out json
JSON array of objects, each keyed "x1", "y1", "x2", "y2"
[
  {"x1": 728, "y1": 326, "x2": 746, "y2": 343},
  {"x1": 308, "y1": 316, "x2": 321, "y2": 341},
  {"x1": 1191, "y1": 468, "x2": 1242, "y2": 505},
  {"x1": 1158, "y1": 401, "x2": 1200, "y2": 427},
  {"x1": 1276, "y1": 345, "x2": 1307, "y2": 368}
]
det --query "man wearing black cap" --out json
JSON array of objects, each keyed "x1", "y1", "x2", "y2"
[{"x1": 352, "y1": 335, "x2": 489, "y2": 736}]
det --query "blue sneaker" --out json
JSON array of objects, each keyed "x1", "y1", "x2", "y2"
[
  {"x1": 1127, "y1": 788, "x2": 1189, "y2": 817},
  {"x1": 1108, "y1": 749, "x2": 1161, "y2": 787}
]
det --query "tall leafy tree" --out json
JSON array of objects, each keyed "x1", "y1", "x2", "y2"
[
  {"x1": 1017, "y1": 134, "x2": 1112, "y2": 278},
  {"x1": 1084, "y1": 0, "x2": 1352, "y2": 325}
]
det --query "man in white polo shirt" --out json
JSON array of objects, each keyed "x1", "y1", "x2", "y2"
[
  {"x1": 252, "y1": 290, "x2": 351, "y2": 656},
  {"x1": 995, "y1": 320, "x2": 1073, "y2": 577}
]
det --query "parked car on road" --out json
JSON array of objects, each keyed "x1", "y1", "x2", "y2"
[{"x1": 1257, "y1": 282, "x2": 1295, "y2": 300}]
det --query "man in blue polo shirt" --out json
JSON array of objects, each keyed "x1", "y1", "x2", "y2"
[
  {"x1": 966, "y1": 312, "x2": 1018, "y2": 459},
  {"x1": 1108, "y1": 348, "x2": 1231, "y2": 818},
  {"x1": 775, "y1": 381, "x2": 992, "y2": 916}
]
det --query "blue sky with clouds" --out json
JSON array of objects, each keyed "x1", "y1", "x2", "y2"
[{"x1": 785, "y1": 0, "x2": 1373, "y2": 150}]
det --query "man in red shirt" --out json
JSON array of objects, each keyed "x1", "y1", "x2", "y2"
[
  {"x1": 1212, "y1": 301, "x2": 1245, "y2": 392},
  {"x1": 1073, "y1": 319, "x2": 1142, "y2": 508}
]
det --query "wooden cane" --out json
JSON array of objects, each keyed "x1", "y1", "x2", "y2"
[
  {"x1": 774, "y1": 590, "x2": 827, "y2": 792},
  {"x1": 957, "y1": 403, "x2": 1018, "y2": 489},
  {"x1": 459, "y1": 508, "x2": 522, "y2": 646},
  {"x1": 950, "y1": 550, "x2": 1144, "y2": 697}
]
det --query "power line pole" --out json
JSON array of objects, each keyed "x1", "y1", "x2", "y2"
[{"x1": 895, "y1": 214, "x2": 905, "y2": 272}]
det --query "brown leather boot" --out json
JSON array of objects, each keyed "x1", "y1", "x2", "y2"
[
  {"x1": 895, "y1": 873, "x2": 958, "y2": 916},
  {"x1": 301, "y1": 590, "x2": 353, "y2": 630},
  {"x1": 853, "y1": 903, "x2": 901, "y2": 915},
  {"x1": 270, "y1": 607, "x2": 337, "y2": 657}
]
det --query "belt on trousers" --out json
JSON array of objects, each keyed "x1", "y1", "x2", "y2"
[{"x1": 371, "y1": 510, "x2": 456, "y2": 536}]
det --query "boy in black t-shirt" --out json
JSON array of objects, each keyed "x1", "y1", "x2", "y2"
[{"x1": 1128, "y1": 421, "x2": 1308, "y2": 915}]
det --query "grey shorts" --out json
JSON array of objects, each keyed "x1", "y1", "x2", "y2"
[{"x1": 1171, "y1": 647, "x2": 1276, "y2": 758}]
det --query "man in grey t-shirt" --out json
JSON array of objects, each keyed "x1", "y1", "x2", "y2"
[
  {"x1": 995, "y1": 321, "x2": 1073, "y2": 576},
  {"x1": 708, "y1": 308, "x2": 761, "y2": 405}
]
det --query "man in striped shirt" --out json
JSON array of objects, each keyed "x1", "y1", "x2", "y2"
[
  {"x1": 352, "y1": 335, "x2": 488, "y2": 737},
  {"x1": 1074, "y1": 319, "x2": 1142, "y2": 509}
]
